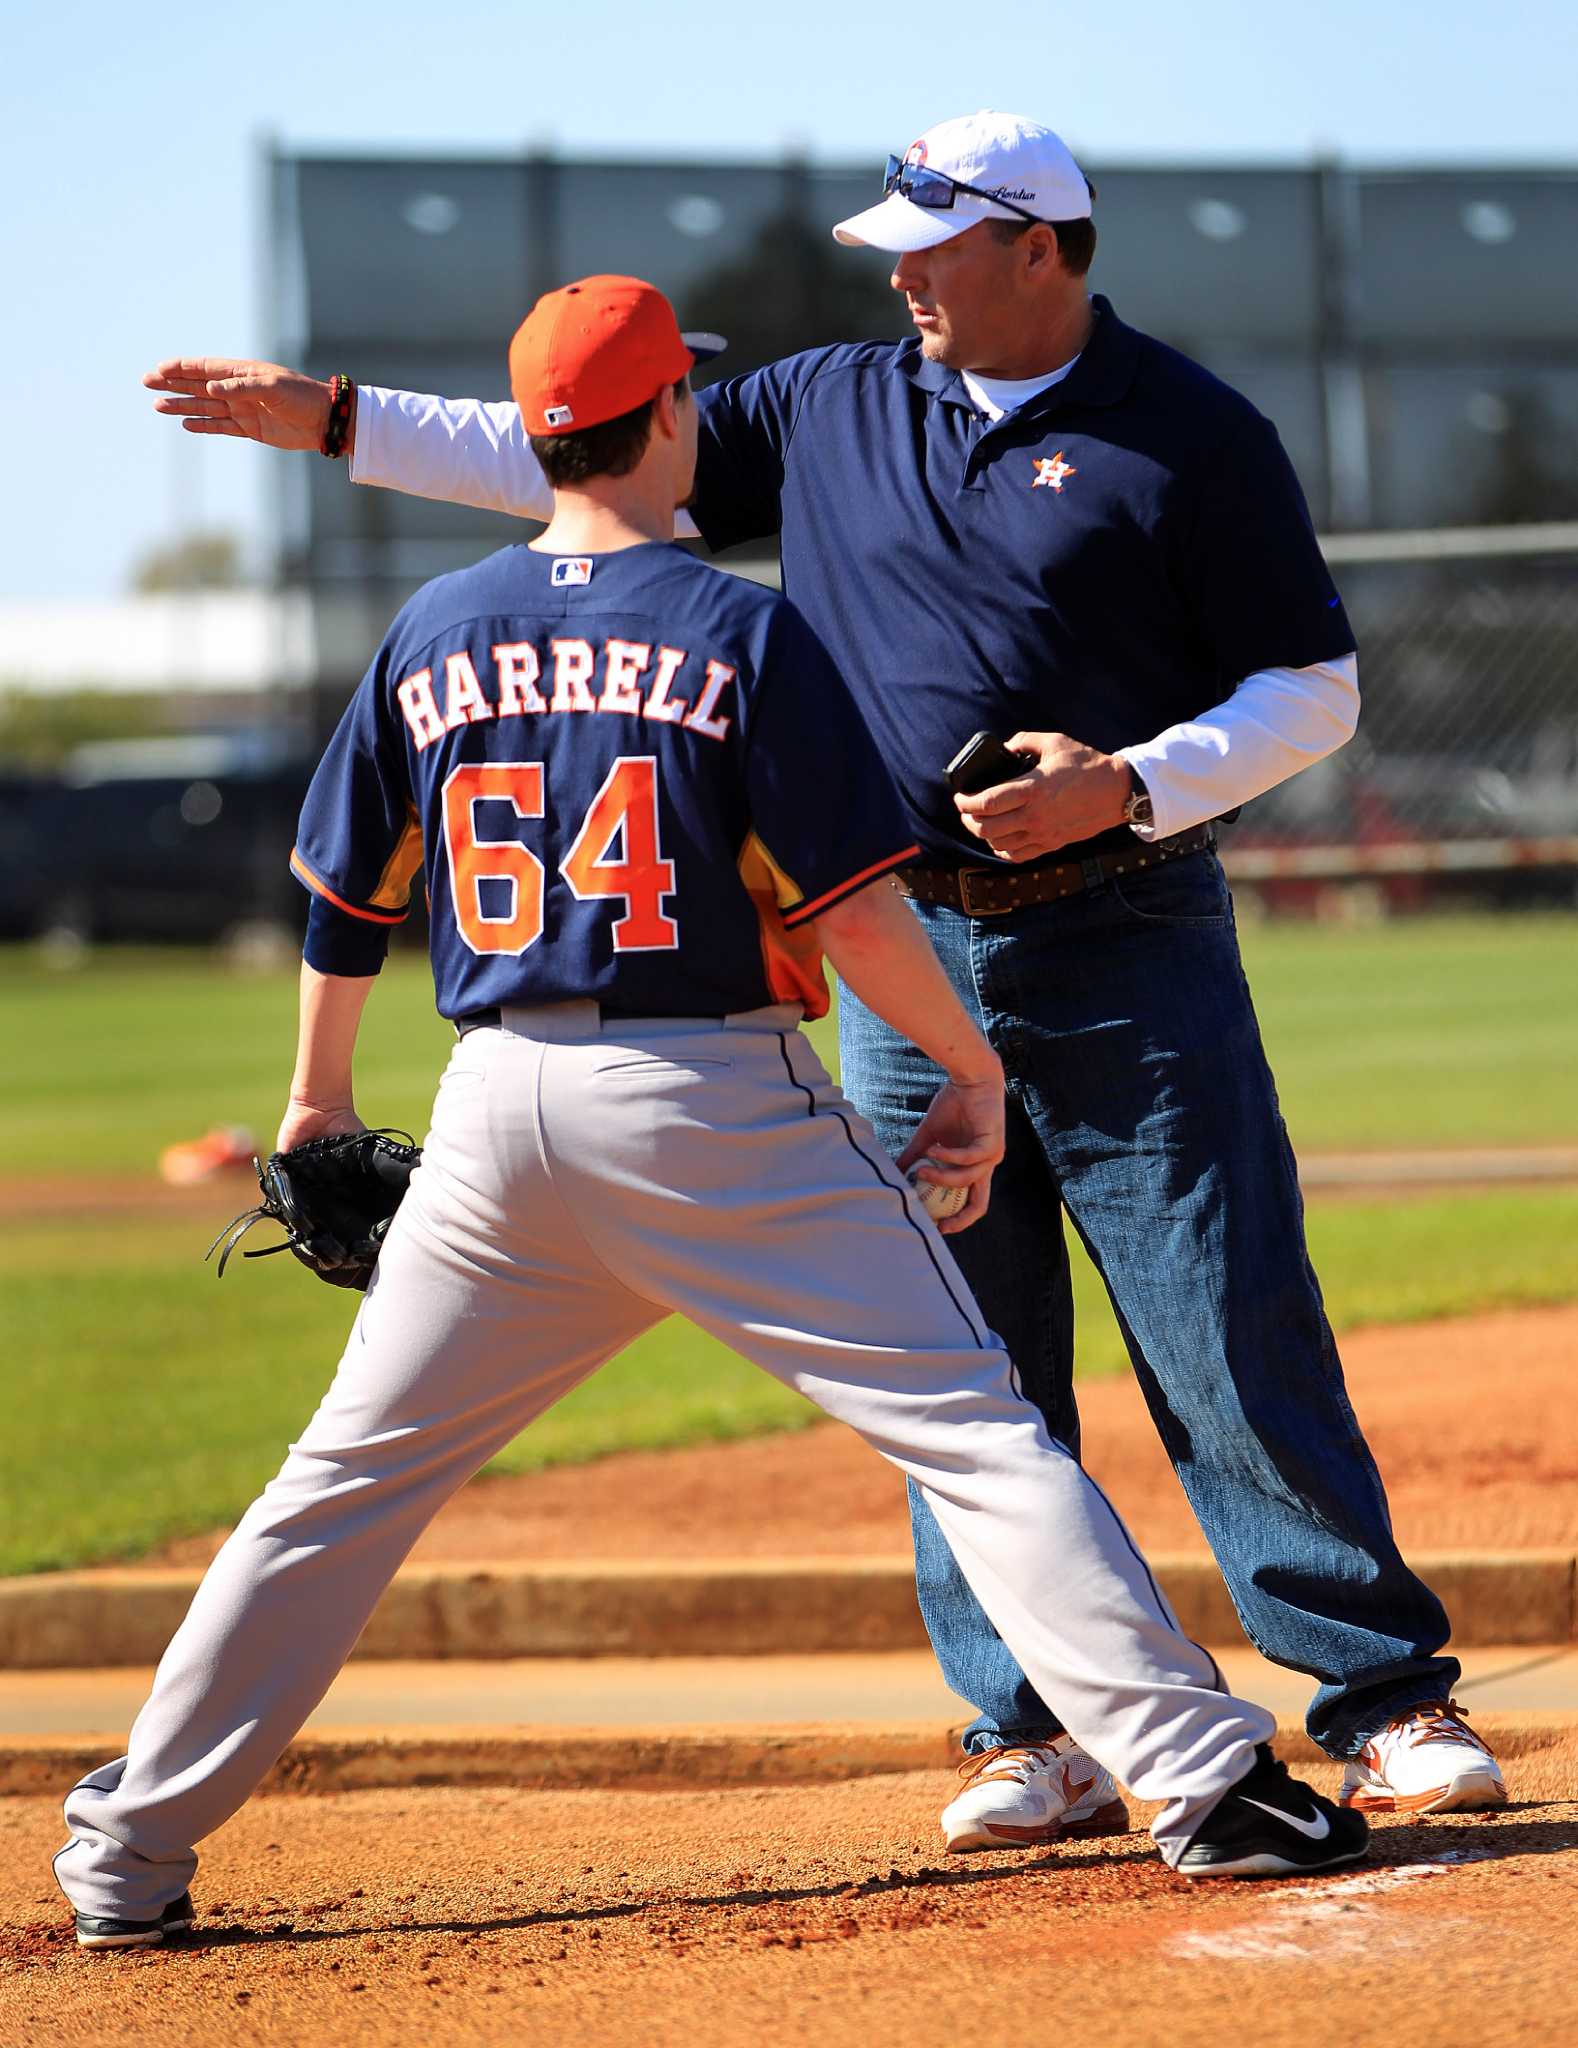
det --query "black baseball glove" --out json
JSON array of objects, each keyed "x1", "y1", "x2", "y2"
[{"x1": 206, "y1": 1130, "x2": 422, "y2": 1291}]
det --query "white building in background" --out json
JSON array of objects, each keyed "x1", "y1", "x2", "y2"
[
  {"x1": 0, "y1": 575, "x2": 784, "y2": 699},
  {"x1": 0, "y1": 592, "x2": 316, "y2": 696}
]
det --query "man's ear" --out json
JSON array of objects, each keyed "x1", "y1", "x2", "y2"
[
  {"x1": 652, "y1": 383, "x2": 682, "y2": 442},
  {"x1": 1021, "y1": 223, "x2": 1064, "y2": 279}
]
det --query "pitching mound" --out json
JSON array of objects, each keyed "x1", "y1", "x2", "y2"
[{"x1": 5, "y1": 1747, "x2": 1577, "y2": 2047}]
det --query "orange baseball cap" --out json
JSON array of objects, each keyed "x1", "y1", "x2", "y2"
[{"x1": 509, "y1": 275, "x2": 726, "y2": 436}]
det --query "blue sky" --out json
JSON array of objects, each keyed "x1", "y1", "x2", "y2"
[{"x1": 5, "y1": 0, "x2": 1575, "y2": 603}]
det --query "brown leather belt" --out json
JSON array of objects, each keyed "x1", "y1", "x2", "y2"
[{"x1": 893, "y1": 824, "x2": 1215, "y2": 917}]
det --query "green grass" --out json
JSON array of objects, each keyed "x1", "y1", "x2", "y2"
[
  {"x1": 1, "y1": 914, "x2": 1571, "y2": 1174},
  {"x1": 1233, "y1": 912, "x2": 1578, "y2": 1150},
  {"x1": 1, "y1": 915, "x2": 1575, "y2": 1573},
  {"x1": 4, "y1": 1186, "x2": 1574, "y2": 1576},
  {"x1": 1, "y1": 1218, "x2": 818, "y2": 1573},
  {"x1": 0, "y1": 946, "x2": 840, "y2": 1176}
]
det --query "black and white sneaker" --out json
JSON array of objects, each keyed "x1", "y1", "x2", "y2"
[
  {"x1": 75, "y1": 1890, "x2": 196, "y2": 1950},
  {"x1": 1176, "y1": 1746, "x2": 1370, "y2": 1879}
]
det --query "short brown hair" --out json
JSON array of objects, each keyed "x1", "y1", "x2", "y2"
[
  {"x1": 530, "y1": 377, "x2": 689, "y2": 486},
  {"x1": 989, "y1": 178, "x2": 1098, "y2": 277}
]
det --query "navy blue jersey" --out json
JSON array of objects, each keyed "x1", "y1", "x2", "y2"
[
  {"x1": 689, "y1": 296, "x2": 1355, "y2": 865},
  {"x1": 292, "y1": 542, "x2": 916, "y2": 1019}
]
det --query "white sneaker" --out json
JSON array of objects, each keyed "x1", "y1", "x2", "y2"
[
  {"x1": 1339, "y1": 1699, "x2": 1507, "y2": 1815},
  {"x1": 940, "y1": 1736, "x2": 1129, "y2": 1852}
]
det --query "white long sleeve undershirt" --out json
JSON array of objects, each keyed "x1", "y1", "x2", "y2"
[
  {"x1": 1115, "y1": 655, "x2": 1358, "y2": 839},
  {"x1": 350, "y1": 384, "x2": 1359, "y2": 836}
]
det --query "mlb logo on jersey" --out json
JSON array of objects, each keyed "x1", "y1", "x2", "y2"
[{"x1": 551, "y1": 557, "x2": 594, "y2": 586}]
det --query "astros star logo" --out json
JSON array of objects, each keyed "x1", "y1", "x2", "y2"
[{"x1": 1032, "y1": 452, "x2": 1077, "y2": 492}]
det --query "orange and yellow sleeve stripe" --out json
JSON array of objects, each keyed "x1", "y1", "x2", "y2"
[
  {"x1": 779, "y1": 844, "x2": 919, "y2": 928},
  {"x1": 290, "y1": 848, "x2": 410, "y2": 926}
]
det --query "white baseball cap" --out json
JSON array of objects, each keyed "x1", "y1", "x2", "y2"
[{"x1": 833, "y1": 110, "x2": 1092, "y2": 254}]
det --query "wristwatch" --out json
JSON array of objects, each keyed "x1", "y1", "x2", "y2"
[{"x1": 1121, "y1": 768, "x2": 1154, "y2": 832}]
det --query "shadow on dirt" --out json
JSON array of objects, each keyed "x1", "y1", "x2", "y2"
[
  {"x1": 1371, "y1": 1806, "x2": 1578, "y2": 1869},
  {"x1": 33, "y1": 1806, "x2": 1571, "y2": 1960},
  {"x1": 167, "y1": 1842, "x2": 1151, "y2": 1950}
]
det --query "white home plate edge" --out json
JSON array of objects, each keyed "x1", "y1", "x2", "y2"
[{"x1": 1167, "y1": 1847, "x2": 1494, "y2": 1962}]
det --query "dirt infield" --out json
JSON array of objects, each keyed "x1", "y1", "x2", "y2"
[
  {"x1": 4, "y1": 1747, "x2": 1576, "y2": 2048},
  {"x1": 150, "y1": 1302, "x2": 1578, "y2": 1568}
]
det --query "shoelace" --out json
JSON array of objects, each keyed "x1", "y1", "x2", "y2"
[
  {"x1": 1232, "y1": 1747, "x2": 1308, "y2": 1806},
  {"x1": 1383, "y1": 1699, "x2": 1491, "y2": 1753},
  {"x1": 1248, "y1": 1748, "x2": 1296, "y2": 1790},
  {"x1": 955, "y1": 1743, "x2": 1059, "y2": 1789},
  {"x1": 1228, "y1": 1747, "x2": 1332, "y2": 1830}
]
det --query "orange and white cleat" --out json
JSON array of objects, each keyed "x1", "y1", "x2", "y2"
[
  {"x1": 940, "y1": 1736, "x2": 1129, "y2": 1852},
  {"x1": 1339, "y1": 1699, "x2": 1506, "y2": 1814},
  {"x1": 159, "y1": 1127, "x2": 257, "y2": 1187}
]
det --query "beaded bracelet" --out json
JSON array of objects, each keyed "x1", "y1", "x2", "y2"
[{"x1": 320, "y1": 373, "x2": 355, "y2": 459}]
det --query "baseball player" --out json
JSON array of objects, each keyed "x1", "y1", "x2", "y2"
[{"x1": 60, "y1": 278, "x2": 1367, "y2": 1948}]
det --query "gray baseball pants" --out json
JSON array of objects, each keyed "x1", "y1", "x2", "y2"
[{"x1": 57, "y1": 1002, "x2": 1274, "y2": 1919}]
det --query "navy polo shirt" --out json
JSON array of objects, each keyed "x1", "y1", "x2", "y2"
[{"x1": 690, "y1": 296, "x2": 1354, "y2": 864}]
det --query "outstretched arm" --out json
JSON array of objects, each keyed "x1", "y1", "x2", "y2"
[
  {"x1": 144, "y1": 359, "x2": 556, "y2": 522},
  {"x1": 144, "y1": 357, "x2": 342, "y2": 451},
  {"x1": 144, "y1": 361, "x2": 707, "y2": 529},
  {"x1": 349, "y1": 385, "x2": 554, "y2": 519}
]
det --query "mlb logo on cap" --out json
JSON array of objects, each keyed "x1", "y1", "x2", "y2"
[
  {"x1": 544, "y1": 404, "x2": 575, "y2": 428},
  {"x1": 551, "y1": 557, "x2": 594, "y2": 586}
]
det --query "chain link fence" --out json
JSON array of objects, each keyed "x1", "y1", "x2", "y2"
[{"x1": 1222, "y1": 524, "x2": 1578, "y2": 909}]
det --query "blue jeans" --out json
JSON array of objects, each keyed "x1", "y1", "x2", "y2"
[{"x1": 838, "y1": 851, "x2": 1458, "y2": 1760}]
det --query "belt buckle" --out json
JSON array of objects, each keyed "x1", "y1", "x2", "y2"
[{"x1": 957, "y1": 867, "x2": 1010, "y2": 916}]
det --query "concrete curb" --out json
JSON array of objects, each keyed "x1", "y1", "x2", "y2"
[
  {"x1": 3, "y1": 1713, "x2": 1574, "y2": 1799},
  {"x1": 2, "y1": 1553, "x2": 1572, "y2": 1670},
  {"x1": 0, "y1": 1723, "x2": 959, "y2": 1798}
]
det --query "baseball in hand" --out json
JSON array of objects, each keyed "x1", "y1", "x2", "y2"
[{"x1": 908, "y1": 1168, "x2": 969, "y2": 1221}]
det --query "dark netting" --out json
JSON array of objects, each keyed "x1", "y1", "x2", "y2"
[{"x1": 279, "y1": 150, "x2": 1578, "y2": 903}]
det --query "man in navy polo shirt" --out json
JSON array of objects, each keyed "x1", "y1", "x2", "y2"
[{"x1": 146, "y1": 109, "x2": 1506, "y2": 1837}]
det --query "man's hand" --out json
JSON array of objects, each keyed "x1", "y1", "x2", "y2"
[
  {"x1": 955, "y1": 731, "x2": 1133, "y2": 862},
  {"x1": 143, "y1": 358, "x2": 341, "y2": 452},
  {"x1": 276, "y1": 1100, "x2": 367, "y2": 1154},
  {"x1": 894, "y1": 1066, "x2": 1005, "y2": 1235}
]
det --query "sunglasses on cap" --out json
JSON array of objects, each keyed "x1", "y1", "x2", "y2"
[{"x1": 882, "y1": 154, "x2": 1045, "y2": 227}]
